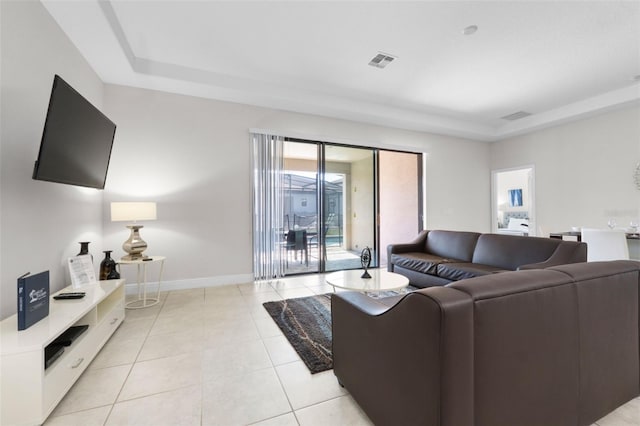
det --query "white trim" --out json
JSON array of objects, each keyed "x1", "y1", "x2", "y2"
[
  {"x1": 124, "y1": 273, "x2": 254, "y2": 295},
  {"x1": 422, "y1": 154, "x2": 428, "y2": 230}
]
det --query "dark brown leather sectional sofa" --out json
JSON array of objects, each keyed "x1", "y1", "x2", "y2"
[
  {"x1": 332, "y1": 260, "x2": 640, "y2": 426},
  {"x1": 388, "y1": 229, "x2": 587, "y2": 287}
]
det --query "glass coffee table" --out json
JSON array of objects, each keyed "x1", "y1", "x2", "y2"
[{"x1": 325, "y1": 269, "x2": 409, "y2": 295}]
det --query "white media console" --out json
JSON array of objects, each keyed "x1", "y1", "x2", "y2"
[{"x1": 0, "y1": 279, "x2": 125, "y2": 425}]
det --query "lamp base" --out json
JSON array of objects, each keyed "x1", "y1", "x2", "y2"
[{"x1": 122, "y1": 225, "x2": 149, "y2": 260}]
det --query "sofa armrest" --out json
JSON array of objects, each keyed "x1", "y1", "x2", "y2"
[
  {"x1": 518, "y1": 241, "x2": 587, "y2": 270},
  {"x1": 388, "y1": 230, "x2": 429, "y2": 254},
  {"x1": 331, "y1": 288, "x2": 474, "y2": 426},
  {"x1": 387, "y1": 230, "x2": 429, "y2": 271}
]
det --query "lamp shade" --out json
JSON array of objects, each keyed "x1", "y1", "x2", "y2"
[{"x1": 111, "y1": 202, "x2": 157, "y2": 222}]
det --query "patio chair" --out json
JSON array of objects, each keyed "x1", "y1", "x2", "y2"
[
  {"x1": 307, "y1": 218, "x2": 333, "y2": 261},
  {"x1": 286, "y1": 230, "x2": 308, "y2": 266}
]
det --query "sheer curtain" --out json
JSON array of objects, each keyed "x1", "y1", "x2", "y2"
[{"x1": 251, "y1": 132, "x2": 286, "y2": 280}]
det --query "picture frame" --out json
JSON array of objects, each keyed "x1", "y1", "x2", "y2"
[{"x1": 508, "y1": 188, "x2": 523, "y2": 207}]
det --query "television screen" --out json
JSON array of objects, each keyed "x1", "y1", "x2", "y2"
[{"x1": 33, "y1": 75, "x2": 116, "y2": 189}]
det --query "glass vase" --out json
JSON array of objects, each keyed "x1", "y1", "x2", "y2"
[
  {"x1": 77, "y1": 241, "x2": 93, "y2": 262},
  {"x1": 100, "y1": 250, "x2": 119, "y2": 280}
]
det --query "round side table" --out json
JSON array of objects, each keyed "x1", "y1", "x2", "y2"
[{"x1": 118, "y1": 256, "x2": 165, "y2": 309}]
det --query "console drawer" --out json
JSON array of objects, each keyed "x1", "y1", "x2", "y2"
[
  {"x1": 43, "y1": 331, "x2": 93, "y2": 412},
  {"x1": 94, "y1": 303, "x2": 124, "y2": 347}
]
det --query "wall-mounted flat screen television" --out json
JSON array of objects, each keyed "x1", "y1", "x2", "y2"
[{"x1": 33, "y1": 75, "x2": 116, "y2": 190}]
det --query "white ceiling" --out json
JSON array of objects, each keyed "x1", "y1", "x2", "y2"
[{"x1": 42, "y1": 0, "x2": 640, "y2": 142}]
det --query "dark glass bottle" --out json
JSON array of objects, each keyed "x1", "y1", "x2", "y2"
[
  {"x1": 77, "y1": 241, "x2": 93, "y2": 262},
  {"x1": 100, "y1": 250, "x2": 119, "y2": 280}
]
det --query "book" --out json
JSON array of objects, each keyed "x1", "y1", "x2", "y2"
[
  {"x1": 67, "y1": 255, "x2": 97, "y2": 289},
  {"x1": 17, "y1": 271, "x2": 50, "y2": 331}
]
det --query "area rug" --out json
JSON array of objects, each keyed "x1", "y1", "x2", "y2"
[
  {"x1": 263, "y1": 287, "x2": 418, "y2": 374},
  {"x1": 263, "y1": 294, "x2": 333, "y2": 374}
]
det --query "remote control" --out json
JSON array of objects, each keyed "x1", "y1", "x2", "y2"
[{"x1": 53, "y1": 292, "x2": 86, "y2": 300}]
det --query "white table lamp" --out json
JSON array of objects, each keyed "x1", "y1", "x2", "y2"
[{"x1": 111, "y1": 202, "x2": 157, "y2": 260}]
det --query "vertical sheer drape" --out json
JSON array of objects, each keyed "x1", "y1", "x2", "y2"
[{"x1": 251, "y1": 133, "x2": 285, "y2": 280}]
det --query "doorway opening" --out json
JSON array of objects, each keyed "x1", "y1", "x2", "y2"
[{"x1": 491, "y1": 166, "x2": 536, "y2": 236}]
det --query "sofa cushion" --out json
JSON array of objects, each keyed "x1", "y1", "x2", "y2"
[
  {"x1": 392, "y1": 265, "x2": 453, "y2": 288},
  {"x1": 424, "y1": 230, "x2": 480, "y2": 262},
  {"x1": 472, "y1": 234, "x2": 564, "y2": 270},
  {"x1": 391, "y1": 252, "x2": 458, "y2": 275},
  {"x1": 437, "y1": 262, "x2": 509, "y2": 281},
  {"x1": 450, "y1": 269, "x2": 581, "y2": 425},
  {"x1": 549, "y1": 260, "x2": 640, "y2": 424}
]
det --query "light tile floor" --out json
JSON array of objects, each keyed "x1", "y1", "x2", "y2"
[{"x1": 44, "y1": 274, "x2": 640, "y2": 426}]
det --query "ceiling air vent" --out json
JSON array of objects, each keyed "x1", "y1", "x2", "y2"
[
  {"x1": 368, "y1": 53, "x2": 396, "y2": 69},
  {"x1": 501, "y1": 111, "x2": 533, "y2": 121}
]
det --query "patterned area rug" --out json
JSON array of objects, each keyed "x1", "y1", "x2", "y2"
[
  {"x1": 263, "y1": 294, "x2": 333, "y2": 374},
  {"x1": 263, "y1": 287, "x2": 418, "y2": 374}
]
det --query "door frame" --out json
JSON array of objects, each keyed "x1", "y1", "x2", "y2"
[{"x1": 491, "y1": 165, "x2": 536, "y2": 236}]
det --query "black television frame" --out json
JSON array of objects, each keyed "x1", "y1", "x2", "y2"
[{"x1": 33, "y1": 75, "x2": 116, "y2": 190}]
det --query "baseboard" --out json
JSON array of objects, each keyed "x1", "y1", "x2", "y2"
[{"x1": 124, "y1": 273, "x2": 254, "y2": 295}]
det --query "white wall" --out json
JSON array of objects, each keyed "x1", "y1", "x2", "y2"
[
  {"x1": 379, "y1": 151, "x2": 420, "y2": 265},
  {"x1": 0, "y1": 1, "x2": 105, "y2": 319},
  {"x1": 1, "y1": 0, "x2": 492, "y2": 311},
  {"x1": 102, "y1": 84, "x2": 492, "y2": 287},
  {"x1": 491, "y1": 106, "x2": 640, "y2": 235}
]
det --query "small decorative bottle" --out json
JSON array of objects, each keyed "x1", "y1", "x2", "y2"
[
  {"x1": 77, "y1": 241, "x2": 93, "y2": 262},
  {"x1": 100, "y1": 250, "x2": 119, "y2": 280}
]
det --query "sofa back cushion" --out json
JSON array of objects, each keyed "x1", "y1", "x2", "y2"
[
  {"x1": 425, "y1": 230, "x2": 480, "y2": 262},
  {"x1": 450, "y1": 262, "x2": 640, "y2": 426},
  {"x1": 451, "y1": 269, "x2": 581, "y2": 426},
  {"x1": 549, "y1": 261, "x2": 640, "y2": 425},
  {"x1": 472, "y1": 233, "x2": 562, "y2": 270}
]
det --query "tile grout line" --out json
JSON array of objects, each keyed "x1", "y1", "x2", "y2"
[
  {"x1": 254, "y1": 290, "x2": 302, "y2": 425},
  {"x1": 103, "y1": 292, "x2": 167, "y2": 424}
]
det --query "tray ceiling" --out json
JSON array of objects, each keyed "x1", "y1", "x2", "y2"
[{"x1": 42, "y1": 1, "x2": 640, "y2": 141}]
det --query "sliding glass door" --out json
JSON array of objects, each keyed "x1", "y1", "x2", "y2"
[
  {"x1": 324, "y1": 145, "x2": 376, "y2": 271},
  {"x1": 281, "y1": 141, "x2": 377, "y2": 274},
  {"x1": 273, "y1": 138, "x2": 422, "y2": 276},
  {"x1": 282, "y1": 141, "x2": 320, "y2": 274}
]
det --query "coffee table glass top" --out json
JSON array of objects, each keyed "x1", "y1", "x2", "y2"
[{"x1": 325, "y1": 269, "x2": 409, "y2": 292}]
